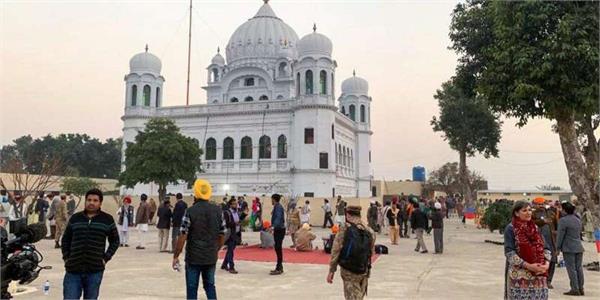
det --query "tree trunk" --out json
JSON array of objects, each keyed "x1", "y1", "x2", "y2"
[
  {"x1": 459, "y1": 150, "x2": 473, "y2": 206},
  {"x1": 158, "y1": 184, "x2": 167, "y2": 204},
  {"x1": 556, "y1": 113, "x2": 600, "y2": 230}
]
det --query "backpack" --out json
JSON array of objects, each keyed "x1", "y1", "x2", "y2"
[{"x1": 339, "y1": 224, "x2": 373, "y2": 274}]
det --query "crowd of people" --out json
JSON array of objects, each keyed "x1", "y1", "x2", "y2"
[{"x1": 0, "y1": 186, "x2": 596, "y2": 300}]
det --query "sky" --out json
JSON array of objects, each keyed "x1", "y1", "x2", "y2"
[{"x1": 0, "y1": 0, "x2": 571, "y2": 190}]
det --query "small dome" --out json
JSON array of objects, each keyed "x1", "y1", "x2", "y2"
[
  {"x1": 129, "y1": 46, "x2": 162, "y2": 74},
  {"x1": 211, "y1": 48, "x2": 225, "y2": 65},
  {"x1": 341, "y1": 72, "x2": 369, "y2": 95},
  {"x1": 297, "y1": 25, "x2": 332, "y2": 57}
]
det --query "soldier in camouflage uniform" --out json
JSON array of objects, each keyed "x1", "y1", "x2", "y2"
[
  {"x1": 327, "y1": 205, "x2": 375, "y2": 300},
  {"x1": 54, "y1": 195, "x2": 68, "y2": 248}
]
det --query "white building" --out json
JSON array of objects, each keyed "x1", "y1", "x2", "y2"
[{"x1": 121, "y1": 1, "x2": 373, "y2": 198}]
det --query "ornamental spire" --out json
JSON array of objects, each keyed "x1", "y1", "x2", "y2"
[
  {"x1": 217, "y1": 46, "x2": 220, "y2": 53},
  {"x1": 313, "y1": 23, "x2": 317, "y2": 32},
  {"x1": 353, "y1": 69, "x2": 356, "y2": 76},
  {"x1": 145, "y1": 44, "x2": 148, "y2": 52}
]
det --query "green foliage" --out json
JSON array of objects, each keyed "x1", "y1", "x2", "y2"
[
  {"x1": 482, "y1": 200, "x2": 513, "y2": 234},
  {"x1": 118, "y1": 118, "x2": 202, "y2": 193},
  {"x1": 0, "y1": 134, "x2": 122, "y2": 178},
  {"x1": 449, "y1": 0, "x2": 598, "y2": 125},
  {"x1": 423, "y1": 162, "x2": 488, "y2": 196},
  {"x1": 61, "y1": 177, "x2": 100, "y2": 196},
  {"x1": 431, "y1": 78, "x2": 502, "y2": 158}
]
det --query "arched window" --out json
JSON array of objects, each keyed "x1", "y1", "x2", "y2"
[
  {"x1": 337, "y1": 144, "x2": 342, "y2": 164},
  {"x1": 343, "y1": 147, "x2": 348, "y2": 166},
  {"x1": 341, "y1": 106, "x2": 345, "y2": 115},
  {"x1": 205, "y1": 138, "x2": 216, "y2": 160},
  {"x1": 305, "y1": 70, "x2": 313, "y2": 94},
  {"x1": 230, "y1": 97, "x2": 239, "y2": 103},
  {"x1": 360, "y1": 105, "x2": 366, "y2": 122},
  {"x1": 143, "y1": 85, "x2": 151, "y2": 106},
  {"x1": 319, "y1": 70, "x2": 327, "y2": 95},
  {"x1": 350, "y1": 149, "x2": 353, "y2": 169},
  {"x1": 211, "y1": 68, "x2": 219, "y2": 82},
  {"x1": 278, "y1": 62, "x2": 287, "y2": 77},
  {"x1": 241, "y1": 136, "x2": 252, "y2": 159},
  {"x1": 223, "y1": 137, "x2": 234, "y2": 160},
  {"x1": 259, "y1": 95, "x2": 269, "y2": 101},
  {"x1": 259, "y1": 135, "x2": 271, "y2": 159},
  {"x1": 296, "y1": 72, "x2": 301, "y2": 97},
  {"x1": 156, "y1": 87, "x2": 161, "y2": 107},
  {"x1": 131, "y1": 85, "x2": 137, "y2": 106},
  {"x1": 276, "y1": 95, "x2": 284, "y2": 100},
  {"x1": 244, "y1": 96, "x2": 254, "y2": 102},
  {"x1": 277, "y1": 135, "x2": 287, "y2": 158},
  {"x1": 335, "y1": 143, "x2": 339, "y2": 164},
  {"x1": 349, "y1": 104, "x2": 356, "y2": 121}
]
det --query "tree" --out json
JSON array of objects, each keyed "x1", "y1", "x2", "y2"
[
  {"x1": 118, "y1": 118, "x2": 202, "y2": 201},
  {"x1": 449, "y1": 1, "x2": 599, "y2": 229},
  {"x1": 431, "y1": 77, "x2": 501, "y2": 205},
  {"x1": 1, "y1": 134, "x2": 122, "y2": 179},
  {"x1": 536, "y1": 184, "x2": 562, "y2": 191},
  {"x1": 0, "y1": 154, "x2": 64, "y2": 205},
  {"x1": 61, "y1": 177, "x2": 100, "y2": 210},
  {"x1": 423, "y1": 162, "x2": 488, "y2": 199}
]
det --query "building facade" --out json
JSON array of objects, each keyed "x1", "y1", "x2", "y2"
[{"x1": 121, "y1": 2, "x2": 373, "y2": 198}]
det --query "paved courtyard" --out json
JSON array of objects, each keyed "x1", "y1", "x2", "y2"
[{"x1": 13, "y1": 218, "x2": 600, "y2": 299}]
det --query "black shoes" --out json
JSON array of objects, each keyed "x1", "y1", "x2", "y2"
[
  {"x1": 135, "y1": 246, "x2": 145, "y2": 250},
  {"x1": 420, "y1": 250, "x2": 429, "y2": 254},
  {"x1": 563, "y1": 290, "x2": 581, "y2": 296},
  {"x1": 54, "y1": 242, "x2": 60, "y2": 249},
  {"x1": 269, "y1": 269, "x2": 283, "y2": 275}
]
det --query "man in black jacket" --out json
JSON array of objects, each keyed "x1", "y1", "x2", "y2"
[
  {"x1": 61, "y1": 188, "x2": 119, "y2": 300},
  {"x1": 410, "y1": 202, "x2": 429, "y2": 254},
  {"x1": 171, "y1": 193, "x2": 188, "y2": 253},
  {"x1": 157, "y1": 199, "x2": 173, "y2": 252}
]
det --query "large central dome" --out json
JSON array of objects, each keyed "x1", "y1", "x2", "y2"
[{"x1": 226, "y1": 2, "x2": 299, "y2": 63}]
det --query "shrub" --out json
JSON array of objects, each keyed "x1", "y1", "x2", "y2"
[{"x1": 482, "y1": 200, "x2": 513, "y2": 234}]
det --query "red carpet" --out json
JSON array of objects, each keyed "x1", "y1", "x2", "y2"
[{"x1": 218, "y1": 244, "x2": 380, "y2": 265}]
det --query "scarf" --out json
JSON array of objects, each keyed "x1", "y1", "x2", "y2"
[{"x1": 512, "y1": 216, "x2": 546, "y2": 270}]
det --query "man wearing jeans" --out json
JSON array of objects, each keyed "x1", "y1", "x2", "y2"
[
  {"x1": 270, "y1": 193, "x2": 285, "y2": 275},
  {"x1": 173, "y1": 179, "x2": 224, "y2": 300},
  {"x1": 61, "y1": 189, "x2": 119, "y2": 300}
]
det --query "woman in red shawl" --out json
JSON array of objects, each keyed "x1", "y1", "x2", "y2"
[{"x1": 504, "y1": 201, "x2": 550, "y2": 300}]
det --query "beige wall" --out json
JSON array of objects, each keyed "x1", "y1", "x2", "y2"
[
  {"x1": 476, "y1": 191, "x2": 575, "y2": 203},
  {"x1": 0, "y1": 172, "x2": 118, "y2": 193},
  {"x1": 371, "y1": 180, "x2": 423, "y2": 198}
]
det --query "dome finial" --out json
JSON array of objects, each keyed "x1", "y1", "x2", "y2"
[
  {"x1": 145, "y1": 44, "x2": 148, "y2": 52},
  {"x1": 263, "y1": 0, "x2": 269, "y2": 4},
  {"x1": 217, "y1": 46, "x2": 220, "y2": 53},
  {"x1": 313, "y1": 23, "x2": 317, "y2": 33},
  {"x1": 353, "y1": 69, "x2": 356, "y2": 76}
]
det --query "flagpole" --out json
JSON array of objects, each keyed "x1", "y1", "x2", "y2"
[{"x1": 185, "y1": 0, "x2": 192, "y2": 106}]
